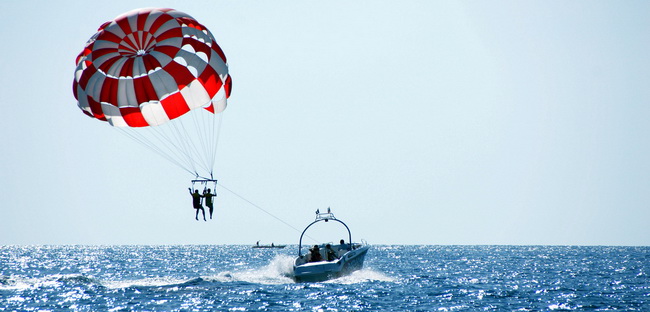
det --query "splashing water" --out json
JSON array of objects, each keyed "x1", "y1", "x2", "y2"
[{"x1": 207, "y1": 255, "x2": 295, "y2": 284}]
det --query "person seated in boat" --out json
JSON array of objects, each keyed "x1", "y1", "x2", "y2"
[
  {"x1": 325, "y1": 244, "x2": 338, "y2": 261},
  {"x1": 310, "y1": 245, "x2": 322, "y2": 262},
  {"x1": 340, "y1": 239, "x2": 349, "y2": 250}
]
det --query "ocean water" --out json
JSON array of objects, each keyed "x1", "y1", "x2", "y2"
[{"x1": 1, "y1": 245, "x2": 648, "y2": 311}]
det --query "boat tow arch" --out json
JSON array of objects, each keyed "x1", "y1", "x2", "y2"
[{"x1": 298, "y1": 209, "x2": 353, "y2": 257}]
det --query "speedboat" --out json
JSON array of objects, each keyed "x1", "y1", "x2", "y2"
[
  {"x1": 252, "y1": 242, "x2": 286, "y2": 249},
  {"x1": 292, "y1": 209, "x2": 370, "y2": 282}
]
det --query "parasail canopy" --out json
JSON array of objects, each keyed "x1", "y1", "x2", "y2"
[{"x1": 73, "y1": 8, "x2": 232, "y2": 179}]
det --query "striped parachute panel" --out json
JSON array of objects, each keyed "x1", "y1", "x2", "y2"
[{"x1": 73, "y1": 8, "x2": 232, "y2": 128}]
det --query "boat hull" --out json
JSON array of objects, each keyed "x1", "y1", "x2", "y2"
[
  {"x1": 293, "y1": 245, "x2": 369, "y2": 282},
  {"x1": 252, "y1": 245, "x2": 286, "y2": 249}
]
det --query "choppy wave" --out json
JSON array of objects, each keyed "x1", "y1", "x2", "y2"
[
  {"x1": 0, "y1": 274, "x2": 104, "y2": 290},
  {"x1": 325, "y1": 268, "x2": 395, "y2": 284},
  {"x1": 102, "y1": 276, "x2": 203, "y2": 289},
  {"x1": 1, "y1": 254, "x2": 390, "y2": 292},
  {"x1": 1, "y1": 245, "x2": 649, "y2": 311}
]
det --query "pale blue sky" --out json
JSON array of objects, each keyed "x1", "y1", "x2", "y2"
[{"x1": 1, "y1": 1, "x2": 649, "y2": 245}]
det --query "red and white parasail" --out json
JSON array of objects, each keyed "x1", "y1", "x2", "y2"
[{"x1": 73, "y1": 8, "x2": 232, "y2": 179}]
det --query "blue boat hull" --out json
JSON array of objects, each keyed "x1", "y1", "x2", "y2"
[{"x1": 293, "y1": 245, "x2": 369, "y2": 282}]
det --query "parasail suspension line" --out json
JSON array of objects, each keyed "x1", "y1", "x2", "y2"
[
  {"x1": 209, "y1": 112, "x2": 225, "y2": 179},
  {"x1": 111, "y1": 105, "x2": 224, "y2": 180},
  {"x1": 115, "y1": 127, "x2": 196, "y2": 177}
]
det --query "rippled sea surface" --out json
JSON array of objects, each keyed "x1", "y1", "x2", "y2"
[{"x1": 1, "y1": 245, "x2": 649, "y2": 311}]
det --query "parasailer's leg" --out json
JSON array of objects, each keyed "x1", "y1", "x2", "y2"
[
  {"x1": 195, "y1": 208, "x2": 199, "y2": 221},
  {"x1": 200, "y1": 207, "x2": 206, "y2": 221}
]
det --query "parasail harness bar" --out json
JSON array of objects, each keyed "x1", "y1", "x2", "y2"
[{"x1": 191, "y1": 179, "x2": 217, "y2": 192}]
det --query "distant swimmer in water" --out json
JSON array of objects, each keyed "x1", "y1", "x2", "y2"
[
  {"x1": 188, "y1": 188, "x2": 206, "y2": 221},
  {"x1": 203, "y1": 188, "x2": 216, "y2": 219}
]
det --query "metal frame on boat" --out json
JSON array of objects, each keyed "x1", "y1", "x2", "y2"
[{"x1": 292, "y1": 209, "x2": 370, "y2": 282}]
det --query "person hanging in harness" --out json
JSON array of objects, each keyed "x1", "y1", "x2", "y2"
[
  {"x1": 188, "y1": 188, "x2": 206, "y2": 221},
  {"x1": 203, "y1": 188, "x2": 217, "y2": 219}
]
